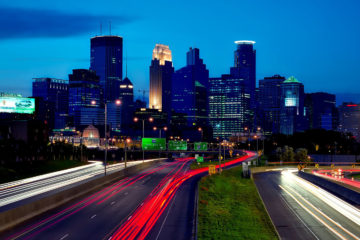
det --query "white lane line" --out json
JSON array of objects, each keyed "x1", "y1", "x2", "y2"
[
  {"x1": 128, "y1": 215, "x2": 132, "y2": 220},
  {"x1": 278, "y1": 188, "x2": 320, "y2": 240},
  {"x1": 91, "y1": 214, "x2": 97, "y2": 219},
  {"x1": 59, "y1": 233, "x2": 69, "y2": 240},
  {"x1": 111, "y1": 201, "x2": 116, "y2": 205},
  {"x1": 141, "y1": 202, "x2": 144, "y2": 206},
  {"x1": 279, "y1": 185, "x2": 350, "y2": 240},
  {"x1": 124, "y1": 192, "x2": 128, "y2": 195}
]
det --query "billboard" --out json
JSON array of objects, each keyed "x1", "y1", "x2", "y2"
[
  {"x1": 0, "y1": 97, "x2": 35, "y2": 114},
  {"x1": 142, "y1": 138, "x2": 166, "y2": 150},
  {"x1": 168, "y1": 140, "x2": 187, "y2": 151},
  {"x1": 194, "y1": 142, "x2": 208, "y2": 151}
]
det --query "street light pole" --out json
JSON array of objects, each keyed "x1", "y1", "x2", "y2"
[
  {"x1": 219, "y1": 141, "x2": 222, "y2": 174},
  {"x1": 142, "y1": 119, "x2": 145, "y2": 163}
]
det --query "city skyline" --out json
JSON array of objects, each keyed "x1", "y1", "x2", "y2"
[{"x1": 0, "y1": 0, "x2": 360, "y2": 105}]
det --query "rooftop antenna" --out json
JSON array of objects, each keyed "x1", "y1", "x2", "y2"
[
  {"x1": 125, "y1": 52, "x2": 128, "y2": 78},
  {"x1": 100, "y1": 22, "x2": 102, "y2": 36},
  {"x1": 109, "y1": 21, "x2": 112, "y2": 35}
]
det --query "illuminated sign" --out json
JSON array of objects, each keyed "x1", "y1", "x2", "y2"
[
  {"x1": 142, "y1": 138, "x2": 166, "y2": 150},
  {"x1": 0, "y1": 97, "x2": 35, "y2": 114},
  {"x1": 168, "y1": 140, "x2": 187, "y2": 150},
  {"x1": 194, "y1": 142, "x2": 208, "y2": 151}
]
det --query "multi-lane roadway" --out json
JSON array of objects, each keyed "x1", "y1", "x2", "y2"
[
  {"x1": 0, "y1": 159, "x2": 164, "y2": 211},
  {"x1": 2, "y1": 153, "x2": 254, "y2": 240},
  {"x1": 254, "y1": 169, "x2": 360, "y2": 240}
]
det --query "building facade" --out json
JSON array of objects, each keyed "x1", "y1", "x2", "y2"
[
  {"x1": 280, "y1": 76, "x2": 306, "y2": 135},
  {"x1": 90, "y1": 36, "x2": 123, "y2": 102},
  {"x1": 338, "y1": 103, "x2": 360, "y2": 140},
  {"x1": 305, "y1": 92, "x2": 337, "y2": 130},
  {"x1": 68, "y1": 69, "x2": 104, "y2": 129},
  {"x1": 149, "y1": 44, "x2": 174, "y2": 115},
  {"x1": 118, "y1": 77, "x2": 134, "y2": 134},
  {"x1": 258, "y1": 75, "x2": 285, "y2": 135},
  {"x1": 172, "y1": 47, "x2": 209, "y2": 127},
  {"x1": 32, "y1": 78, "x2": 68, "y2": 129},
  {"x1": 209, "y1": 75, "x2": 251, "y2": 139}
]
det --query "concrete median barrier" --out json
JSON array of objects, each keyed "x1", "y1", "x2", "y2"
[{"x1": 0, "y1": 158, "x2": 166, "y2": 233}]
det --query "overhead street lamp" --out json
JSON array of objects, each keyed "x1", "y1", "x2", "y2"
[
  {"x1": 91, "y1": 99, "x2": 121, "y2": 175},
  {"x1": 198, "y1": 127, "x2": 203, "y2": 141},
  {"x1": 134, "y1": 117, "x2": 154, "y2": 163}
]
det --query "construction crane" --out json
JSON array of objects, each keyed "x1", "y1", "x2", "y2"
[{"x1": 137, "y1": 89, "x2": 149, "y2": 102}]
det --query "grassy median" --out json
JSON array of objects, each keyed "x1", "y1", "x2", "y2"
[{"x1": 197, "y1": 166, "x2": 278, "y2": 240}]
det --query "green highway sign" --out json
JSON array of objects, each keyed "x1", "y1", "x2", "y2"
[
  {"x1": 196, "y1": 156, "x2": 204, "y2": 162},
  {"x1": 194, "y1": 142, "x2": 208, "y2": 151},
  {"x1": 142, "y1": 138, "x2": 166, "y2": 150},
  {"x1": 168, "y1": 140, "x2": 187, "y2": 150}
]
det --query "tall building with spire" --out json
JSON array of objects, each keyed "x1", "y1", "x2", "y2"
[
  {"x1": 90, "y1": 36, "x2": 123, "y2": 102},
  {"x1": 149, "y1": 44, "x2": 174, "y2": 114}
]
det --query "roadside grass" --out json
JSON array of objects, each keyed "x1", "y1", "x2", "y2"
[
  {"x1": 190, "y1": 157, "x2": 238, "y2": 170},
  {"x1": 197, "y1": 166, "x2": 278, "y2": 240},
  {"x1": 0, "y1": 160, "x2": 87, "y2": 184},
  {"x1": 351, "y1": 174, "x2": 360, "y2": 180}
]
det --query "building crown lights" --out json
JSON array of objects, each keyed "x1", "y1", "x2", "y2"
[{"x1": 234, "y1": 40, "x2": 256, "y2": 45}]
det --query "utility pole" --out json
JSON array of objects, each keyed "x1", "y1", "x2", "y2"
[
  {"x1": 219, "y1": 141, "x2": 222, "y2": 174},
  {"x1": 104, "y1": 103, "x2": 108, "y2": 176}
]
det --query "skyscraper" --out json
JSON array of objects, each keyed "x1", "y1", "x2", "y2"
[
  {"x1": 172, "y1": 47, "x2": 209, "y2": 127},
  {"x1": 230, "y1": 40, "x2": 256, "y2": 107},
  {"x1": 149, "y1": 44, "x2": 174, "y2": 114},
  {"x1": 258, "y1": 75, "x2": 285, "y2": 135},
  {"x1": 118, "y1": 76, "x2": 134, "y2": 133},
  {"x1": 209, "y1": 75, "x2": 251, "y2": 139},
  {"x1": 68, "y1": 69, "x2": 103, "y2": 129},
  {"x1": 90, "y1": 36, "x2": 123, "y2": 102},
  {"x1": 280, "y1": 76, "x2": 306, "y2": 135},
  {"x1": 305, "y1": 92, "x2": 337, "y2": 130},
  {"x1": 32, "y1": 78, "x2": 68, "y2": 129},
  {"x1": 338, "y1": 103, "x2": 360, "y2": 140}
]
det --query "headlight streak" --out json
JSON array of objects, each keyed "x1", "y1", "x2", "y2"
[
  {"x1": 7, "y1": 160, "x2": 178, "y2": 240},
  {"x1": 0, "y1": 159, "x2": 164, "y2": 208},
  {"x1": 280, "y1": 185, "x2": 360, "y2": 240},
  {"x1": 281, "y1": 170, "x2": 360, "y2": 226},
  {"x1": 279, "y1": 185, "x2": 351, "y2": 240}
]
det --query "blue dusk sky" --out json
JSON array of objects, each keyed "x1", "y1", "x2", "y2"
[{"x1": 0, "y1": 0, "x2": 359, "y2": 104}]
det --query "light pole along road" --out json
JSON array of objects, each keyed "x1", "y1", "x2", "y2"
[
  {"x1": 91, "y1": 99, "x2": 122, "y2": 176},
  {"x1": 134, "y1": 116, "x2": 154, "y2": 163}
]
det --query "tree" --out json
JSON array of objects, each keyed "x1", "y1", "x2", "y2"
[{"x1": 295, "y1": 148, "x2": 309, "y2": 163}]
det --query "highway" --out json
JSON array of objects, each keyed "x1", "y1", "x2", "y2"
[
  {"x1": 3, "y1": 153, "x2": 254, "y2": 240},
  {"x1": 254, "y1": 169, "x2": 360, "y2": 240},
  {"x1": 0, "y1": 159, "x2": 164, "y2": 211}
]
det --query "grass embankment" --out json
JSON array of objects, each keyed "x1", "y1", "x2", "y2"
[
  {"x1": 0, "y1": 160, "x2": 87, "y2": 184},
  {"x1": 351, "y1": 174, "x2": 360, "y2": 180},
  {"x1": 197, "y1": 166, "x2": 278, "y2": 240},
  {"x1": 190, "y1": 157, "x2": 238, "y2": 170}
]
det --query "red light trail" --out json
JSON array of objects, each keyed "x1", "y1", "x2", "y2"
[{"x1": 313, "y1": 169, "x2": 360, "y2": 189}]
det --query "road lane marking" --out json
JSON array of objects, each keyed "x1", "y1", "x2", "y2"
[
  {"x1": 59, "y1": 233, "x2": 69, "y2": 240},
  {"x1": 111, "y1": 201, "x2": 116, "y2": 205},
  {"x1": 284, "y1": 185, "x2": 360, "y2": 240},
  {"x1": 91, "y1": 214, "x2": 97, "y2": 219},
  {"x1": 279, "y1": 185, "x2": 352, "y2": 240},
  {"x1": 128, "y1": 215, "x2": 132, "y2": 220}
]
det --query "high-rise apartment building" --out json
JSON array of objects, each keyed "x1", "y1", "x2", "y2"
[
  {"x1": 68, "y1": 69, "x2": 103, "y2": 129},
  {"x1": 149, "y1": 44, "x2": 174, "y2": 114},
  {"x1": 32, "y1": 78, "x2": 68, "y2": 129},
  {"x1": 172, "y1": 47, "x2": 209, "y2": 127},
  {"x1": 280, "y1": 76, "x2": 306, "y2": 135},
  {"x1": 258, "y1": 75, "x2": 285, "y2": 135},
  {"x1": 90, "y1": 36, "x2": 123, "y2": 102}
]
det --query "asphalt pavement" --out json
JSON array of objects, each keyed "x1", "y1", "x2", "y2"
[
  {"x1": 254, "y1": 170, "x2": 360, "y2": 240},
  {"x1": 0, "y1": 159, "x2": 163, "y2": 212},
  {"x1": 2, "y1": 159, "x2": 185, "y2": 240}
]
